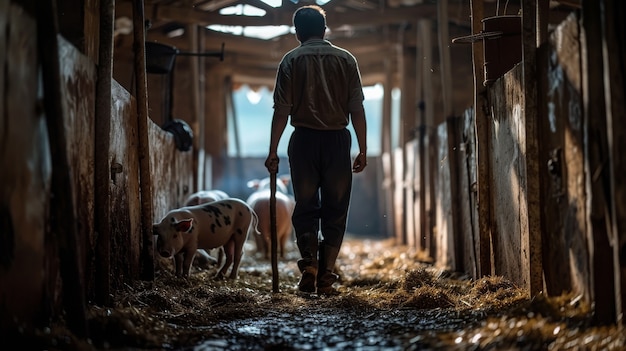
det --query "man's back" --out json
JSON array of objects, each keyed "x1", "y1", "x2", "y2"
[{"x1": 274, "y1": 39, "x2": 363, "y2": 130}]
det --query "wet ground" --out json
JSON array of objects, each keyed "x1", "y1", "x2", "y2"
[{"x1": 17, "y1": 236, "x2": 626, "y2": 350}]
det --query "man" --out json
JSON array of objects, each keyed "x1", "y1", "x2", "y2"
[{"x1": 264, "y1": 5, "x2": 367, "y2": 295}]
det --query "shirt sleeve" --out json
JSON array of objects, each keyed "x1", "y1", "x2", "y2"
[
  {"x1": 273, "y1": 56, "x2": 293, "y2": 116},
  {"x1": 347, "y1": 56, "x2": 365, "y2": 113}
]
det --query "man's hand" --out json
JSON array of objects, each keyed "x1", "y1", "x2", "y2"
[
  {"x1": 265, "y1": 153, "x2": 279, "y2": 174},
  {"x1": 352, "y1": 152, "x2": 367, "y2": 173}
]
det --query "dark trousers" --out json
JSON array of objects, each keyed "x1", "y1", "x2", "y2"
[{"x1": 288, "y1": 127, "x2": 352, "y2": 252}]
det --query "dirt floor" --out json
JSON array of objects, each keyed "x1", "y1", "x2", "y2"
[{"x1": 17, "y1": 236, "x2": 626, "y2": 350}]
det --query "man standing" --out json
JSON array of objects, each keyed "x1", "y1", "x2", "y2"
[{"x1": 264, "y1": 5, "x2": 368, "y2": 295}]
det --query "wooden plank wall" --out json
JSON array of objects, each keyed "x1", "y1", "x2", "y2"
[
  {"x1": 0, "y1": 2, "x2": 49, "y2": 330},
  {"x1": 536, "y1": 14, "x2": 590, "y2": 302},
  {"x1": 435, "y1": 122, "x2": 454, "y2": 269},
  {"x1": 1, "y1": 3, "x2": 195, "y2": 330},
  {"x1": 109, "y1": 81, "x2": 142, "y2": 289},
  {"x1": 58, "y1": 36, "x2": 97, "y2": 299},
  {"x1": 423, "y1": 9, "x2": 624, "y2": 322}
]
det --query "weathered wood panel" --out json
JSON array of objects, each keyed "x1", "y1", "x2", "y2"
[
  {"x1": 0, "y1": 3, "x2": 49, "y2": 330},
  {"x1": 150, "y1": 125, "x2": 194, "y2": 222},
  {"x1": 404, "y1": 141, "x2": 416, "y2": 248},
  {"x1": 603, "y1": 0, "x2": 626, "y2": 322},
  {"x1": 109, "y1": 81, "x2": 142, "y2": 286},
  {"x1": 487, "y1": 65, "x2": 527, "y2": 288},
  {"x1": 537, "y1": 14, "x2": 590, "y2": 301},
  {"x1": 435, "y1": 122, "x2": 454, "y2": 269},
  {"x1": 581, "y1": 0, "x2": 618, "y2": 324},
  {"x1": 59, "y1": 36, "x2": 97, "y2": 298},
  {"x1": 458, "y1": 108, "x2": 479, "y2": 278},
  {"x1": 393, "y1": 147, "x2": 405, "y2": 244},
  {"x1": 447, "y1": 116, "x2": 466, "y2": 273}
]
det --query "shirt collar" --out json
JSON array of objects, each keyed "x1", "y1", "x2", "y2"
[{"x1": 300, "y1": 38, "x2": 331, "y2": 47}]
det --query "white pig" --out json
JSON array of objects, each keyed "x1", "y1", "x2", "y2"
[
  {"x1": 153, "y1": 198, "x2": 260, "y2": 279},
  {"x1": 246, "y1": 175, "x2": 295, "y2": 259},
  {"x1": 184, "y1": 189, "x2": 231, "y2": 267}
]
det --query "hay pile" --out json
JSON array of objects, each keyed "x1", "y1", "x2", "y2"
[{"x1": 14, "y1": 238, "x2": 626, "y2": 350}]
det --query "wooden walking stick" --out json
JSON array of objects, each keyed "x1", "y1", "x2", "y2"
[{"x1": 269, "y1": 171, "x2": 279, "y2": 292}]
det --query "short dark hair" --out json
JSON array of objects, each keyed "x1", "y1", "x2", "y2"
[{"x1": 293, "y1": 5, "x2": 326, "y2": 42}]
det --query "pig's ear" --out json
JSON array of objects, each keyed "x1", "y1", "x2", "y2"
[
  {"x1": 174, "y1": 218, "x2": 193, "y2": 232},
  {"x1": 246, "y1": 179, "x2": 260, "y2": 190}
]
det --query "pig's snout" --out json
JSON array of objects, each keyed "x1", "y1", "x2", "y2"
[{"x1": 154, "y1": 234, "x2": 171, "y2": 257}]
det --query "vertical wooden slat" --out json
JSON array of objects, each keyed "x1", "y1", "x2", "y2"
[
  {"x1": 95, "y1": 0, "x2": 114, "y2": 306},
  {"x1": 419, "y1": 19, "x2": 435, "y2": 257},
  {"x1": 521, "y1": 0, "x2": 542, "y2": 297},
  {"x1": 36, "y1": 0, "x2": 88, "y2": 337},
  {"x1": 381, "y1": 27, "x2": 394, "y2": 239},
  {"x1": 601, "y1": 0, "x2": 626, "y2": 324},
  {"x1": 188, "y1": 23, "x2": 200, "y2": 192},
  {"x1": 132, "y1": 0, "x2": 154, "y2": 281},
  {"x1": 469, "y1": 0, "x2": 492, "y2": 277},
  {"x1": 581, "y1": 0, "x2": 617, "y2": 325},
  {"x1": 438, "y1": 0, "x2": 453, "y2": 118},
  {"x1": 197, "y1": 28, "x2": 206, "y2": 189}
]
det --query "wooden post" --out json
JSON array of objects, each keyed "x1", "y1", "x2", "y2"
[
  {"x1": 521, "y1": 0, "x2": 542, "y2": 297},
  {"x1": 197, "y1": 27, "x2": 207, "y2": 190},
  {"x1": 438, "y1": 0, "x2": 453, "y2": 118},
  {"x1": 270, "y1": 171, "x2": 279, "y2": 293},
  {"x1": 419, "y1": 19, "x2": 435, "y2": 257},
  {"x1": 469, "y1": 0, "x2": 492, "y2": 277},
  {"x1": 95, "y1": 0, "x2": 114, "y2": 306},
  {"x1": 602, "y1": 0, "x2": 626, "y2": 324},
  {"x1": 36, "y1": 0, "x2": 88, "y2": 337},
  {"x1": 132, "y1": 0, "x2": 155, "y2": 281},
  {"x1": 381, "y1": 27, "x2": 394, "y2": 238},
  {"x1": 581, "y1": 0, "x2": 617, "y2": 325}
]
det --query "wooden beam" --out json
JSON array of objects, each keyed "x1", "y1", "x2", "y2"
[
  {"x1": 521, "y1": 0, "x2": 542, "y2": 297},
  {"x1": 470, "y1": 0, "x2": 492, "y2": 278},
  {"x1": 95, "y1": 0, "x2": 114, "y2": 307},
  {"x1": 132, "y1": 0, "x2": 155, "y2": 282},
  {"x1": 117, "y1": 1, "x2": 439, "y2": 27}
]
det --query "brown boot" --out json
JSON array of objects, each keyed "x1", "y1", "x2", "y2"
[
  {"x1": 316, "y1": 271, "x2": 339, "y2": 295},
  {"x1": 296, "y1": 232, "x2": 319, "y2": 293},
  {"x1": 297, "y1": 266, "x2": 317, "y2": 293},
  {"x1": 317, "y1": 244, "x2": 341, "y2": 295}
]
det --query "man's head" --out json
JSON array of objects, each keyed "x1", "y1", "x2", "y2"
[{"x1": 293, "y1": 5, "x2": 326, "y2": 43}]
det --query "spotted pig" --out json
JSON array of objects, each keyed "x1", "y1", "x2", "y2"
[{"x1": 153, "y1": 198, "x2": 260, "y2": 279}]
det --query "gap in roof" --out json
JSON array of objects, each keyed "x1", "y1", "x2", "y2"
[{"x1": 208, "y1": 0, "x2": 332, "y2": 40}]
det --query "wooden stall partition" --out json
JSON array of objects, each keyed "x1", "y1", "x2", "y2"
[
  {"x1": 520, "y1": 0, "x2": 543, "y2": 298},
  {"x1": 446, "y1": 116, "x2": 466, "y2": 273},
  {"x1": 426, "y1": 127, "x2": 438, "y2": 258},
  {"x1": 58, "y1": 36, "x2": 97, "y2": 300},
  {"x1": 149, "y1": 124, "x2": 194, "y2": 222},
  {"x1": 602, "y1": 0, "x2": 626, "y2": 324},
  {"x1": 434, "y1": 122, "x2": 455, "y2": 270},
  {"x1": 393, "y1": 147, "x2": 405, "y2": 244},
  {"x1": 457, "y1": 108, "x2": 479, "y2": 279},
  {"x1": 404, "y1": 140, "x2": 417, "y2": 249},
  {"x1": 487, "y1": 66, "x2": 531, "y2": 290},
  {"x1": 109, "y1": 81, "x2": 143, "y2": 289},
  {"x1": 0, "y1": 2, "x2": 51, "y2": 331},
  {"x1": 537, "y1": 13, "x2": 590, "y2": 304},
  {"x1": 581, "y1": 0, "x2": 618, "y2": 325}
]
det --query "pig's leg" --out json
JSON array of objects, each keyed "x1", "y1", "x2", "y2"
[
  {"x1": 181, "y1": 250, "x2": 196, "y2": 277},
  {"x1": 215, "y1": 241, "x2": 234, "y2": 280},
  {"x1": 174, "y1": 252, "x2": 185, "y2": 276},
  {"x1": 229, "y1": 238, "x2": 245, "y2": 279}
]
